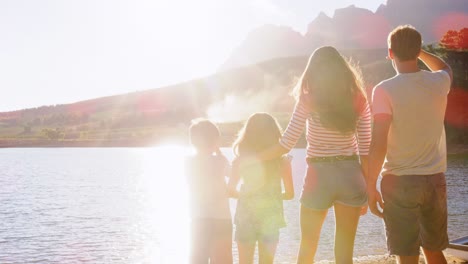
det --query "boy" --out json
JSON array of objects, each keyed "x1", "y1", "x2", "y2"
[{"x1": 186, "y1": 119, "x2": 233, "y2": 264}]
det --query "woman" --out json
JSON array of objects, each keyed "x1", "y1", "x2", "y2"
[{"x1": 259, "y1": 46, "x2": 371, "y2": 263}]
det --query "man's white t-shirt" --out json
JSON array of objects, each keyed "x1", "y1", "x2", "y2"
[{"x1": 372, "y1": 70, "x2": 451, "y2": 176}]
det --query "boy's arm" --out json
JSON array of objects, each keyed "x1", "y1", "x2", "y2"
[
  {"x1": 367, "y1": 114, "x2": 391, "y2": 218},
  {"x1": 281, "y1": 156, "x2": 294, "y2": 200},
  {"x1": 419, "y1": 50, "x2": 453, "y2": 83},
  {"x1": 227, "y1": 159, "x2": 240, "y2": 198},
  {"x1": 216, "y1": 149, "x2": 231, "y2": 178}
]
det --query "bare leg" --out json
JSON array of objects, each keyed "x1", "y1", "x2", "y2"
[
  {"x1": 296, "y1": 205, "x2": 328, "y2": 264},
  {"x1": 238, "y1": 242, "x2": 256, "y2": 264},
  {"x1": 258, "y1": 239, "x2": 278, "y2": 264},
  {"x1": 395, "y1": 255, "x2": 420, "y2": 264},
  {"x1": 422, "y1": 248, "x2": 447, "y2": 264},
  {"x1": 333, "y1": 203, "x2": 361, "y2": 264},
  {"x1": 190, "y1": 220, "x2": 210, "y2": 264},
  {"x1": 211, "y1": 223, "x2": 233, "y2": 264}
]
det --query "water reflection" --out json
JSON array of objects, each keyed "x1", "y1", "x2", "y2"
[{"x1": 0, "y1": 148, "x2": 466, "y2": 264}]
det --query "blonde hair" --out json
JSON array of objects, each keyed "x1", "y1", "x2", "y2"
[
  {"x1": 233, "y1": 113, "x2": 282, "y2": 157},
  {"x1": 293, "y1": 46, "x2": 367, "y2": 133}
]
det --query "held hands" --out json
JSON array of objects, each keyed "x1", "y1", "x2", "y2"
[
  {"x1": 367, "y1": 187, "x2": 384, "y2": 218},
  {"x1": 360, "y1": 205, "x2": 368, "y2": 216}
]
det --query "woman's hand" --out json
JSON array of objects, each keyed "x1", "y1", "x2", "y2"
[{"x1": 360, "y1": 205, "x2": 368, "y2": 216}]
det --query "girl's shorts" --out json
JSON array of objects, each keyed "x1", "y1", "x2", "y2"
[
  {"x1": 300, "y1": 159, "x2": 367, "y2": 210},
  {"x1": 235, "y1": 224, "x2": 279, "y2": 244}
]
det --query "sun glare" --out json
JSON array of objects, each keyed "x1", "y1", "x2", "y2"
[{"x1": 139, "y1": 145, "x2": 192, "y2": 263}]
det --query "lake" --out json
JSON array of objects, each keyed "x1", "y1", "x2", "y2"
[{"x1": 0, "y1": 147, "x2": 466, "y2": 263}]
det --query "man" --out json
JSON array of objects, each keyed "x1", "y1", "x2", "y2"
[{"x1": 367, "y1": 25, "x2": 453, "y2": 264}]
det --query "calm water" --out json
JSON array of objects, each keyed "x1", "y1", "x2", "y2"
[{"x1": 0, "y1": 148, "x2": 466, "y2": 263}]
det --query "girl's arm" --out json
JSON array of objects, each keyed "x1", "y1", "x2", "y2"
[
  {"x1": 257, "y1": 143, "x2": 289, "y2": 161},
  {"x1": 281, "y1": 156, "x2": 294, "y2": 200},
  {"x1": 257, "y1": 101, "x2": 309, "y2": 161},
  {"x1": 227, "y1": 158, "x2": 241, "y2": 198}
]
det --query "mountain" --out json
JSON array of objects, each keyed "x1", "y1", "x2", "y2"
[
  {"x1": 221, "y1": 25, "x2": 307, "y2": 70},
  {"x1": 306, "y1": 5, "x2": 391, "y2": 49},
  {"x1": 0, "y1": 47, "x2": 467, "y2": 148},
  {"x1": 376, "y1": 0, "x2": 468, "y2": 40},
  {"x1": 222, "y1": 0, "x2": 468, "y2": 69}
]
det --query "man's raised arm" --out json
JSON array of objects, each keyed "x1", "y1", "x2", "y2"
[{"x1": 419, "y1": 50, "x2": 453, "y2": 82}]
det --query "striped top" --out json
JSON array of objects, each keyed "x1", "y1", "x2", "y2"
[{"x1": 279, "y1": 100, "x2": 372, "y2": 157}]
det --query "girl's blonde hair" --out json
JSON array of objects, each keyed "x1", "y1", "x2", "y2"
[
  {"x1": 293, "y1": 46, "x2": 367, "y2": 133},
  {"x1": 233, "y1": 113, "x2": 282, "y2": 157}
]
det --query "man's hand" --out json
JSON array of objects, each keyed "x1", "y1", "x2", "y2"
[{"x1": 368, "y1": 187, "x2": 384, "y2": 218}]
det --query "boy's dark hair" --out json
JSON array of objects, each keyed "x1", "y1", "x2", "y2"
[
  {"x1": 189, "y1": 119, "x2": 220, "y2": 149},
  {"x1": 388, "y1": 25, "x2": 422, "y2": 61}
]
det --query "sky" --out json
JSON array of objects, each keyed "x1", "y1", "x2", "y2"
[{"x1": 0, "y1": 0, "x2": 384, "y2": 112}]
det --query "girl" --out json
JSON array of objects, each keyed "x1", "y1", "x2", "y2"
[
  {"x1": 228, "y1": 112, "x2": 294, "y2": 264},
  {"x1": 259, "y1": 46, "x2": 371, "y2": 263}
]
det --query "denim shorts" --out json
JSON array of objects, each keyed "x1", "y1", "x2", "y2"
[
  {"x1": 381, "y1": 173, "x2": 448, "y2": 256},
  {"x1": 300, "y1": 159, "x2": 367, "y2": 210}
]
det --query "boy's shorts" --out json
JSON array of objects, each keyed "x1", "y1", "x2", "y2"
[
  {"x1": 300, "y1": 159, "x2": 367, "y2": 210},
  {"x1": 381, "y1": 173, "x2": 449, "y2": 256},
  {"x1": 191, "y1": 218, "x2": 233, "y2": 263}
]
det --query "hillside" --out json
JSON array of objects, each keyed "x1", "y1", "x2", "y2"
[
  {"x1": 0, "y1": 49, "x2": 388, "y2": 147},
  {"x1": 0, "y1": 48, "x2": 466, "y2": 150}
]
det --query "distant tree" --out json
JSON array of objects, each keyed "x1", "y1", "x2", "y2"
[
  {"x1": 80, "y1": 131, "x2": 88, "y2": 139},
  {"x1": 77, "y1": 125, "x2": 89, "y2": 131},
  {"x1": 459, "y1": 28, "x2": 468, "y2": 50},
  {"x1": 41, "y1": 128, "x2": 63, "y2": 140},
  {"x1": 32, "y1": 117, "x2": 42, "y2": 126},
  {"x1": 440, "y1": 28, "x2": 468, "y2": 50},
  {"x1": 23, "y1": 125, "x2": 32, "y2": 134},
  {"x1": 422, "y1": 44, "x2": 447, "y2": 59},
  {"x1": 441, "y1": 30, "x2": 458, "y2": 50}
]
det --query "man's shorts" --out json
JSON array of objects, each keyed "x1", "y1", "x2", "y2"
[
  {"x1": 300, "y1": 159, "x2": 367, "y2": 210},
  {"x1": 381, "y1": 173, "x2": 449, "y2": 256}
]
